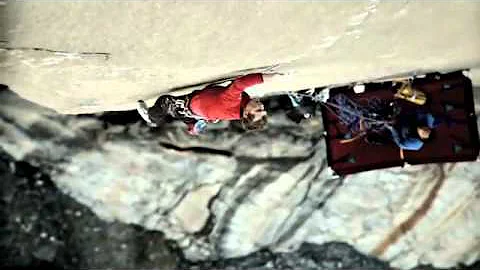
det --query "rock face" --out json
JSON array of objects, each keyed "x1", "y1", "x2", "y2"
[
  {"x1": 2, "y1": 2, "x2": 480, "y2": 269},
  {"x1": 0, "y1": 150, "x2": 179, "y2": 269},
  {"x1": 1, "y1": 89, "x2": 480, "y2": 269},
  {"x1": 1, "y1": 2, "x2": 480, "y2": 113},
  {"x1": 0, "y1": 147, "x2": 393, "y2": 270}
]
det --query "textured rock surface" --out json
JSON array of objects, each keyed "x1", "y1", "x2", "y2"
[
  {"x1": 1, "y1": 89, "x2": 480, "y2": 269},
  {"x1": 0, "y1": 147, "x2": 395, "y2": 270},
  {"x1": 0, "y1": 150, "x2": 179, "y2": 269},
  {"x1": 1, "y1": 2, "x2": 479, "y2": 113},
  {"x1": 2, "y1": 2, "x2": 480, "y2": 269},
  {"x1": 0, "y1": 88, "x2": 390, "y2": 270}
]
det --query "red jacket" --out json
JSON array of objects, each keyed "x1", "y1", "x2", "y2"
[{"x1": 189, "y1": 73, "x2": 264, "y2": 120}]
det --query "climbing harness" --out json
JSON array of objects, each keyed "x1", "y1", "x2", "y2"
[
  {"x1": 171, "y1": 96, "x2": 205, "y2": 120},
  {"x1": 137, "y1": 94, "x2": 206, "y2": 127}
]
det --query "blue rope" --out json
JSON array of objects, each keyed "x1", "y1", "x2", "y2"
[
  {"x1": 291, "y1": 92, "x2": 395, "y2": 134},
  {"x1": 329, "y1": 94, "x2": 391, "y2": 134}
]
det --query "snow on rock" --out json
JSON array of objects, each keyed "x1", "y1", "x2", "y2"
[{"x1": 1, "y1": 89, "x2": 480, "y2": 269}]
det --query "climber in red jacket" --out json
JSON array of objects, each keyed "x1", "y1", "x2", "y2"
[{"x1": 138, "y1": 73, "x2": 282, "y2": 135}]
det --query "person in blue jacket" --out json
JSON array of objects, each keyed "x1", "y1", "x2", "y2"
[{"x1": 385, "y1": 111, "x2": 437, "y2": 151}]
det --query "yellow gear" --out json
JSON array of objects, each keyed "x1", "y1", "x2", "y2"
[{"x1": 394, "y1": 82, "x2": 427, "y2": 105}]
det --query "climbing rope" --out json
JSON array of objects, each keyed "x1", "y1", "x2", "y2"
[{"x1": 288, "y1": 90, "x2": 398, "y2": 135}]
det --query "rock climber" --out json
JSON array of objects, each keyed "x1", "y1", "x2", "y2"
[
  {"x1": 137, "y1": 73, "x2": 283, "y2": 135},
  {"x1": 328, "y1": 92, "x2": 437, "y2": 159},
  {"x1": 385, "y1": 110, "x2": 437, "y2": 159}
]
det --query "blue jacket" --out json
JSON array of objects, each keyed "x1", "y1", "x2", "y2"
[{"x1": 387, "y1": 112, "x2": 436, "y2": 150}]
